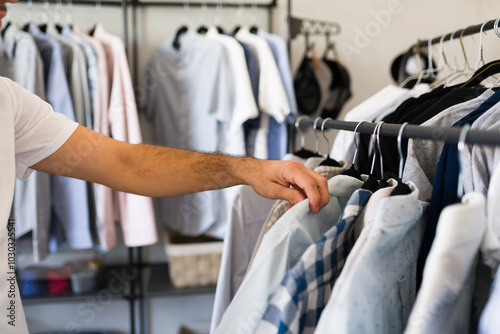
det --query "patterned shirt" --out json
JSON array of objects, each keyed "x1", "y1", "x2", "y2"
[{"x1": 255, "y1": 189, "x2": 371, "y2": 334}]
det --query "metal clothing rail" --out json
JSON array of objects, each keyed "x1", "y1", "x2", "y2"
[
  {"x1": 416, "y1": 18, "x2": 498, "y2": 48},
  {"x1": 297, "y1": 118, "x2": 500, "y2": 147},
  {"x1": 132, "y1": 0, "x2": 276, "y2": 8}
]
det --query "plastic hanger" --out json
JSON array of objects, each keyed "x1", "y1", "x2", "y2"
[
  {"x1": 172, "y1": 2, "x2": 190, "y2": 50},
  {"x1": 22, "y1": 0, "x2": 33, "y2": 31},
  {"x1": 318, "y1": 118, "x2": 342, "y2": 167},
  {"x1": 249, "y1": 3, "x2": 258, "y2": 34},
  {"x1": 197, "y1": 2, "x2": 209, "y2": 34},
  {"x1": 1, "y1": 3, "x2": 12, "y2": 38},
  {"x1": 53, "y1": 0, "x2": 64, "y2": 33},
  {"x1": 292, "y1": 115, "x2": 321, "y2": 159},
  {"x1": 340, "y1": 121, "x2": 365, "y2": 181},
  {"x1": 390, "y1": 122, "x2": 412, "y2": 196},
  {"x1": 38, "y1": 0, "x2": 50, "y2": 33},
  {"x1": 457, "y1": 124, "x2": 471, "y2": 200}
]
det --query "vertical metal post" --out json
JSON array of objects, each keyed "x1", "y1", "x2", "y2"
[
  {"x1": 131, "y1": 0, "x2": 139, "y2": 86},
  {"x1": 137, "y1": 247, "x2": 146, "y2": 334},
  {"x1": 128, "y1": 247, "x2": 136, "y2": 334}
]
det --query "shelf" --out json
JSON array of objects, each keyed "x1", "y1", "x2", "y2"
[
  {"x1": 143, "y1": 263, "x2": 216, "y2": 297},
  {"x1": 20, "y1": 265, "x2": 131, "y2": 305},
  {"x1": 20, "y1": 263, "x2": 216, "y2": 305}
]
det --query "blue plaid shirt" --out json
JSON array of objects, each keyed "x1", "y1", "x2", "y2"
[{"x1": 255, "y1": 189, "x2": 371, "y2": 334}]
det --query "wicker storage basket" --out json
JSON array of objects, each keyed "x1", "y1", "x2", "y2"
[{"x1": 163, "y1": 231, "x2": 223, "y2": 289}]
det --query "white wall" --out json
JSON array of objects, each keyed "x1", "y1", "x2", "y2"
[
  {"x1": 7, "y1": 1, "x2": 500, "y2": 333},
  {"x1": 276, "y1": 0, "x2": 500, "y2": 150}
]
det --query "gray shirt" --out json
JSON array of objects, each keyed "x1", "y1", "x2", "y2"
[
  {"x1": 141, "y1": 29, "x2": 232, "y2": 236},
  {"x1": 403, "y1": 89, "x2": 495, "y2": 201}
]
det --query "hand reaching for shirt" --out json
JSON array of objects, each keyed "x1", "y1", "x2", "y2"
[{"x1": 31, "y1": 125, "x2": 330, "y2": 214}]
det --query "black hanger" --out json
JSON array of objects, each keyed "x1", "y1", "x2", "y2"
[
  {"x1": 293, "y1": 116, "x2": 322, "y2": 159},
  {"x1": 249, "y1": 25, "x2": 258, "y2": 34},
  {"x1": 361, "y1": 122, "x2": 388, "y2": 192},
  {"x1": 233, "y1": 26, "x2": 241, "y2": 35},
  {"x1": 172, "y1": 25, "x2": 188, "y2": 51},
  {"x1": 340, "y1": 121, "x2": 365, "y2": 181},
  {"x1": 1, "y1": 21, "x2": 11, "y2": 39},
  {"x1": 390, "y1": 122, "x2": 412, "y2": 196},
  {"x1": 197, "y1": 25, "x2": 208, "y2": 35},
  {"x1": 216, "y1": 26, "x2": 225, "y2": 34},
  {"x1": 318, "y1": 118, "x2": 342, "y2": 167},
  {"x1": 89, "y1": 24, "x2": 97, "y2": 36},
  {"x1": 39, "y1": 23, "x2": 48, "y2": 33},
  {"x1": 459, "y1": 60, "x2": 500, "y2": 88}
]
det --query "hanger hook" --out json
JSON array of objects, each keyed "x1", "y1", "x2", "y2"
[
  {"x1": 448, "y1": 31, "x2": 459, "y2": 72},
  {"x1": 321, "y1": 118, "x2": 334, "y2": 157},
  {"x1": 370, "y1": 122, "x2": 385, "y2": 179},
  {"x1": 42, "y1": 0, "x2": 49, "y2": 24},
  {"x1": 397, "y1": 122, "x2": 409, "y2": 180},
  {"x1": 457, "y1": 124, "x2": 471, "y2": 200},
  {"x1": 66, "y1": 0, "x2": 73, "y2": 25},
  {"x1": 352, "y1": 121, "x2": 367, "y2": 167},
  {"x1": 494, "y1": 17, "x2": 500, "y2": 38},
  {"x1": 294, "y1": 115, "x2": 310, "y2": 150},
  {"x1": 459, "y1": 26, "x2": 473, "y2": 71},
  {"x1": 475, "y1": 21, "x2": 489, "y2": 71},
  {"x1": 313, "y1": 117, "x2": 322, "y2": 155}
]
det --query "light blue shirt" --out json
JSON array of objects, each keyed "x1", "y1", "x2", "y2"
[
  {"x1": 258, "y1": 30, "x2": 297, "y2": 160},
  {"x1": 214, "y1": 174, "x2": 366, "y2": 334},
  {"x1": 29, "y1": 23, "x2": 92, "y2": 256},
  {"x1": 141, "y1": 29, "x2": 232, "y2": 236}
]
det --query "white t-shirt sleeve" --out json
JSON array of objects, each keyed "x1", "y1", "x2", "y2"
[{"x1": 5, "y1": 77, "x2": 79, "y2": 180}]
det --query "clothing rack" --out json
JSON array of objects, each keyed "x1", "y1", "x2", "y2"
[
  {"x1": 416, "y1": 18, "x2": 499, "y2": 48},
  {"x1": 297, "y1": 118, "x2": 500, "y2": 147},
  {"x1": 12, "y1": 1, "x2": 276, "y2": 334}
]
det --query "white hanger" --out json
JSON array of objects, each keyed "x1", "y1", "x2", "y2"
[{"x1": 65, "y1": 0, "x2": 73, "y2": 26}]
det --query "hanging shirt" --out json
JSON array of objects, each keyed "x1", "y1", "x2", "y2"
[
  {"x1": 316, "y1": 182, "x2": 426, "y2": 334},
  {"x1": 255, "y1": 188, "x2": 371, "y2": 334},
  {"x1": 59, "y1": 27, "x2": 92, "y2": 128},
  {"x1": 206, "y1": 27, "x2": 258, "y2": 156},
  {"x1": 28, "y1": 23, "x2": 92, "y2": 257},
  {"x1": 330, "y1": 85, "x2": 410, "y2": 165},
  {"x1": 142, "y1": 28, "x2": 231, "y2": 236},
  {"x1": 236, "y1": 27, "x2": 289, "y2": 160},
  {"x1": 460, "y1": 101, "x2": 500, "y2": 196},
  {"x1": 0, "y1": 76, "x2": 79, "y2": 334},
  {"x1": 74, "y1": 25, "x2": 113, "y2": 251},
  {"x1": 420, "y1": 90, "x2": 500, "y2": 286},
  {"x1": 403, "y1": 89, "x2": 495, "y2": 201},
  {"x1": 481, "y1": 152, "x2": 500, "y2": 270},
  {"x1": 478, "y1": 266, "x2": 500, "y2": 334},
  {"x1": 405, "y1": 193, "x2": 487, "y2": 334},
  {"x1": 258, "y1": 29, "x2": 297, "y2": 160},
  {"x1": 210, "y1": 162, "x2": 347, "y2": 333},
  {"x1": 248, "y1": 161, "x2": 347, "y2": 271},
  {"x1": 214, "y1": 174, "x2": 366, "y2": 334},
  {"x1": 93, "y1": 24, "x2": 157, "y2": 248},
  {"x1": 65, "y1": 25, "x2": 98, "y2": 130}
]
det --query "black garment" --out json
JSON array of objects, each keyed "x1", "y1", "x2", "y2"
[
  {"x1": 294, "y1": 56, "x2": 321, "y2": 116},
  {"x1": 321, "y1": 58, "x2": 351, "y2": 119},
  {"x1": 357, "y1": 86, "x2": 487, "y2": 176}
]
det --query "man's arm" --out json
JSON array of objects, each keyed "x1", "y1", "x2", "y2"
[{"x1": 31, "y1": 125, "x2": 330, "y2": 213}]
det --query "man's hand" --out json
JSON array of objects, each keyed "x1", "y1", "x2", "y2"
[
  {"x1": 31, "y1": 125, "x2": 330, "y2": 213},
  {"x1": 236, "y1": 159, "x2": 329, "y2": 213}
]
